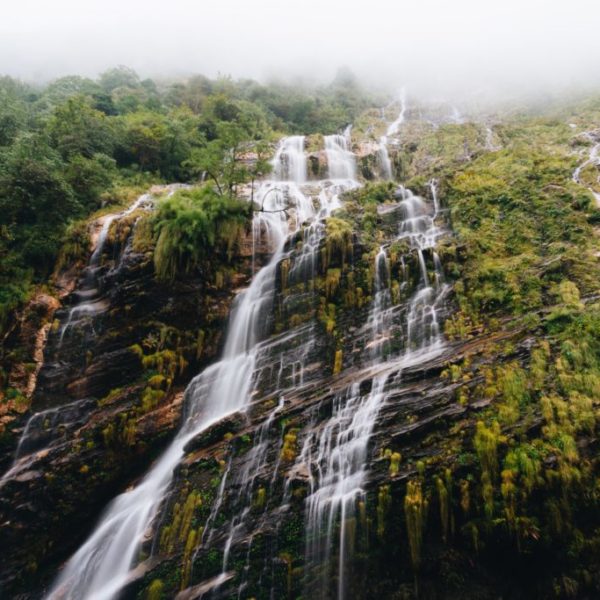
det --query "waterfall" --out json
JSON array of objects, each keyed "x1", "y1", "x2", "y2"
[
  {"x1": 325, "y1": 133, "x2": 357, "y2": 180},
  {"x1": 386, "y1": 88, "x2": 407, "y2": 137},
  {"x1": 379, "y1": 136, "x2": 393, "y2": 179},
  {"x1": 573, "y1": 132, "x2": 600, "y2": 207},
  {"x1": 89, "y1": 215, "x2": 115, "y2": 267},
  {"x1": 272, "y1": 135, "x2": 307, "y2": 183},
  {"x1": 484, "y1": 125, "x2": 500, "y2": 152},
  {"x1": 0, "y1": 193, "x2": 154, "y2": 486},
  {"x1": 45, "y1": 136, "x2": 356, "y2": 600},
  {"x1": 57, "y1": 194, "x2": 150, "y2": 348},
  {"x1": 378, "y1": 90, "x2": 407, "y2": 180},
  {"x1": 0, "y1": 397, "x2": 96, "y2": 488},
  {"x1": 198, "y1": 137, "x2": 361, "y2": 596},
  {"x1": 343, "y1": 124, "x2": 353, "y2": 145},
  {"x1": 367, "y1": 246, "x2": 392, "y2": 356},
  {"x1": 46, "y1": 165, "x2": 292, "y2": 600},
  {"x1": 1, "y1": 191, "x2": 178, "y2": 489},
  {"x1": 40, "y1": 118, "x2": 448, "y2": 600},
  {"x1": 303, "y1": 180, "x2": 447, "y2": 600}
]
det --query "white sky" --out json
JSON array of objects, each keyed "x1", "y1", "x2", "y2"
[{"x1": 1, "y1": 0, "x2": 600, "y2": 93}]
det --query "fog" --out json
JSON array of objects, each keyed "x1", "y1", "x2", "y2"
[{"x1": 2, "y1": 0, "x2": 600, "y2": 96}]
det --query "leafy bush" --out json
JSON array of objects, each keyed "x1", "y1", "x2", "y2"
[{"x1": 152, "y1": 187, "x2": 250, "y2": 281}]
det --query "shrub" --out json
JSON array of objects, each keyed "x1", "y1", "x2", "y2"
[{"x1": 153, "y1": 186, "x2": 250, "y2": 281}]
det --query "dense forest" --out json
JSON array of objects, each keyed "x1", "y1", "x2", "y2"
[
  {"x1": 0, "y1": 66, "x2": 379, "y2": 330},
  {"x1": 1, "y1": 65, "x2": 600, "y2": 600}
]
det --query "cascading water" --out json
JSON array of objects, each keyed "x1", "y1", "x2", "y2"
[
  {"x1": 273, "y1": 135, "x2": 307, "y2": 183},
  {"x1": 367, "y1": 246, "x2": 392, "y2": 356},
  {"x1": 46, "y1": 164, "x2": 297, "y2": 600},
  {"x1": 57, "y1": 194, "x2": 150, "y2": 347},
  {"x1": 573, "y1": 132, "x2": 600, "y2": 206},
  {"x1": 198, "y1": 135, "x2": 362, "y2": 597},
  {"x1": 0, "y1": 194, "x2": 154, "y2": 486},
  {"x1": 378, "y1": 138, "x2": 393, "y2": 180},
  {"x1": 45, "y1": 135, "x2": 359, "y2": 600},
  {"x1": 378, "y1": 90, "x2": 407, "y2": 179},
  {"x1": 399, "y1": 182, "x2": 446, "y2": 352},
  {"x1": 38, "y1": 113, "x2": 449, "y2": 600},
  {"x1": 0, "y1": 397, "x2": 96, "y2": 487},
  {"x1": 325, "y1": 132, "x2": 357, "y2": 180},
  {"x1": 484, "y1": 125, "x2": 500, "y2": 152},
  {"x1": 386, "y1": 89, "x2": 408, "y2": 138},
  {"x1": 303, "y1": 178, "x2": 448, "y2": 600}
]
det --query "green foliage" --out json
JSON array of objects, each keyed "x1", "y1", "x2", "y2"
[
  {"x1": 280, "y1": 428, "x2": 298, "y2": 462},
  {"x1": 404, "y1": 480, "x2": 427, "y2": 572},
  {"x1": 0, "y1": 135, "x2": 76, "y2": 324},
  {"x1": 152, "y1": 187, "x2": 250, "y2": 281},
  {"x1": 496, "y1": 364, "x2": 529, "y2": 425},
  {"x1": 376, "y1": 484, "x2": 391, "y2": 539},
  {"x1": 146, "y1": 579, "x2": 164, "y2": 600},
  {"x1": 333, "y1": 349, "x2": 343, "y2": 375},
  {"x1": 185, "y1": 99, "x2": 272, "y2": 197},
  {"x1": 474, "y1": 420, "x2": 506, "y2": 517},
  {"x1": 0, "y1": 77, "x2": 27, "y2": 146},
  {"x1": 389, "y1": 451, "x2": 402, "y2": 476},
  {"x1": 474, "y1": 420, "x2": 504, "y2": 481},
  {"x1": 116, "y1": 108, "x2": 202, "y2": 179},
  {"x1": 435, "y1": 469, "x2": 453, "y2": 542},
  {"x1": 231, "y1": 68, "x2": 383, "y2": 134},
  {"x1": 0, "y1": 67, "x2": 376, "y2": 339},
  {"x1": 324, "y1": 217, "x2": 353, "y2": 268},
  {"x1": 446, "y1": 143, "x2": 600, "y2": 327},
  {"x1": 99, "y1": 66, "x2": 141, "y2": 93},
  {"x1": 45, "y1": 95, "x2": 115, "y2": 159}
]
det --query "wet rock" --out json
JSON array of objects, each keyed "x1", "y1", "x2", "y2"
[
  {"x1": 0, "y1": 191, "x2": 256, "y2": 597},
  {"x1": 184, "y1": 412, "x2": 247, "y2": 454}
]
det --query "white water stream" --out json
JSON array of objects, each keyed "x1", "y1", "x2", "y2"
[
  {"x1": 378, "y1": 90, "x2": 407, "y2": 179},
  {"x1": 573, "y1": 132, "x2": 600, "y2": 207},
  {"x1": 57, "y1": 195, "x2": 150, "y2": 348},
  {"x1": 325, "y1": 132, "x2": 357, "y2": 180},
  {"x1": 303, "y1": 177, "x2": 448, "y2": 599},
  {"x1": 203, "y1": 132, "x2": 360, "y2": 595},
  {"x1": 46, "y1": 133, "x2": 358, "y2": 600},
  {"x1": 40, "y1": 109, "x2": 451, "y2": 600}
]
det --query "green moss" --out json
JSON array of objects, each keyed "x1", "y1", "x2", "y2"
[
  {"x1": 404, "y1": 480, "x2": 427, "y2": 572},
  {"x1": 389, "y1": 452, "x2": 401, "y2": 476},
  {"x1": 496, "y1": 364, "x2": 529, "y2": 425},
  {"x1": 324, "y1": 217, "x2": 353, "y2": 269},
  {"x1": 152, "y1": 186, "x2": 249, "y2": 281},
  {"x1": 54, "y1": 220, "x2": 91, "y2": 272},
  {"x1": 141, "y1": 387, "x2": 165, "y2": 413},
  {"x1": 376, "y1": 484, "x2": 391, "y2": 539},
  {"x1": 146, "y1": 579, "x2": 164, "y2": 600},
  {"x1": 254, "y1": 486, "x2": 267, "y2": 509},
  {"x1": 98, "y1": 387, "x2": 124, "y2": 406},
  {"x1": 333, "y1": 349, "x2": 343, "y2": 375},
  {"x1": 281, "y1": 428, "x2": 298, "y2": 462},
  {"x1": 325, "y1": 268, "x2": 342, "y2": 299}
]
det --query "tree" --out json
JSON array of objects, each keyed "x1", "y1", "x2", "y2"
[
  {"x1": 117, "y1": 110, "x2": 167, "y2": 172},
  {"x1": 0, "y1": 134, "x2": 77, "y2": 271},
  {"x1": 0, "y1": 135, "x2": 76, "y2": 227},
  {"x1": 64, "y1": 153, "x2": 116, "y2": 210},
  {"x1": 99, "y1": 66, "x2": 140, "y2": 93},
  {"x1": 45, "y1": 95, "x2": 116, "y2": 159},
  {"x1": 0, "y1": 88, "x2": 26, "y2": 147},
  {"x1": 186, "y1": 100, "x2": 272, "y2": 198}
]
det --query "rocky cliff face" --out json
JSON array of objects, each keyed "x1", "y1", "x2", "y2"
[
  {"x1": 3, "y1": 98, "x2": 600, "y2": 600},
  {"x1": 0, "y1": 187, "x2": 261, "y2": 595}
]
